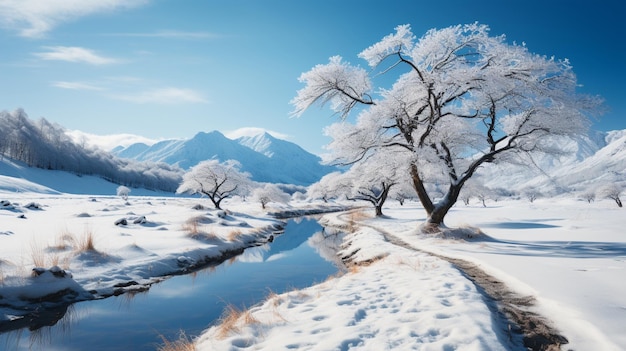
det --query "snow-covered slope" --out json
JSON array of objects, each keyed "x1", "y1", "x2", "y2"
[
  {"x1": 475, "y1": 129, "x2": 626, "y2": 195},
  {"x1": 0, "y1": 158, "x2": 168, "y2": 196},
  {"x1": 113, "y1": 131, "x2": 336, "y2": 186},
  {"x1": 2, "y1": 124, "x2": 623, "y2": 195}
]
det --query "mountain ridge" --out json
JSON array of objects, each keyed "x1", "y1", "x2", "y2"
[{"x1": 112, "y1": 130, "x2": 336, "y2": 186}]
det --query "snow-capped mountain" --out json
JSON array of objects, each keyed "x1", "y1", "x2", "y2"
[{"x1": 112, "y1": 131, "x2": 336, "y2": 186}]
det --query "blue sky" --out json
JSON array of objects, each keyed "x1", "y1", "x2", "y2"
[{"x1": 0, "y1": 0, "x2": 624, "y2": 155}]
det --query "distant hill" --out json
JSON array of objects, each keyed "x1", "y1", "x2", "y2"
[
  {"x1": 474, "y1": 129, "x2": 626, "y2": 196},
  {"x1": 112, "y1": 131, "x2": 337, "y2": 186},
  {"x1": 0, "y1": 109, "x2": 182, "y2": 192}
]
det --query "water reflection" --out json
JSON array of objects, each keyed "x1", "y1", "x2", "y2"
[{"x1": 0, "y1": 217, "x2": 345, "y2": 351}]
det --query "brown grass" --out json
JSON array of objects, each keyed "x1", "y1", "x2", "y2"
[
  {"x1": 216, "y1": 304, "x2": 259, "y2": 339},
  {"x1": 49, "y1": 230, "x2": 75, "y2": 251},
  {"x1": 266, "y1": 289, "x2": 282, "y2": 306},
  {"x1": 157, "y1": 331, "x2": 195, "y2": 351},
  {"x1": 347, "y1": 209, "x2": 371, "y2": 232},
  {"x1": 30, "y1": 241, "x2": 46, "y2": 268},
  {"x1": 263, "y1": 289, "x2": 288, "y2": 323},
  {"x1": 227, "y1": 229, "x2": 242, "y2": 242},
  {"x1": 182, "y1": 217, "x2": 201, "y2": 235},
  {"x1": 183, "y1": 217, "x2": 218, "y2": 240},
  {"x1": 348, "y1": 264, "x2": 362, "y2": 274},
  {"x1": 76, "y1": 230, "x2": 97, "y2": 252},
  {"x1": 350, "y1": 209, "x2": 372, "y2": 222}
]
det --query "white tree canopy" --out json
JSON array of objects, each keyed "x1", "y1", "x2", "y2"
[
  {"x1": 251, "y1": 183, "x2": 290, "y2": 209},
  {"x1": 116, "y1": 185, "x2": 131, "y2": 201},
  {"x1": 176, "y1": 159, "x2": 252, "y2": 209},
  {"x1": 292, "y1": 23, "x2": 603, "y2": 229}
]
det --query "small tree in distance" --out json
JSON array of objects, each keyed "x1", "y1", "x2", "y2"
[
  {"x1": 176, "y1": 159, "x2": 252, "y2": 209},
  {"x1": 116, "y1": 185, "x2": 131, "y2": 201},
  {"x1": 599, "y1": 184, "x2": 623, "y2": 208},
  {"x1": 251, "y1": 183, "x2": 290, "y2": 209},
  {"x1": 291, "y1": 23, "x2": 602, "y2": 231}
]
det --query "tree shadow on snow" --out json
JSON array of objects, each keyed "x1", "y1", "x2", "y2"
[{"x1": 482, "y1": 239, "x2": 626, "y2": 259}]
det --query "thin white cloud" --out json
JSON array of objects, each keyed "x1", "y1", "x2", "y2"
[
  {"x1": 53, "y1": 81, "x2": 104, "y2": 91},
  {"x1": 66, "y1": 130, "x2": 160, "y2": 151},
  {"x1": 35, "y1": 46, "x2": 119, "y2": 65},
  {"x1": 0, "y1": 0, "x2": 148, "y2": 38},
  {"x1": 113, "y1": 87, "x2": 208, "y2": 104},
  {"x1": 225, "y1": 127, "x2": 290, "y2": 141}
]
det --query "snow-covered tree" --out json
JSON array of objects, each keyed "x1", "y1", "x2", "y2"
[
  {"x1": 522, "y1": 187, "x2": 541, "y2": 203},
  {"x1": 580, "y1": 190, "x2": 596, "y2": 204},
  {"x1": 319, "y1": 149, "x2": 410, "y2": 216},
  {"x1": 460, "y1": 178, "x2": 492, "y2": 207},
  {"x1": 251, "y1": 183, "x2": 291, "y2": 209},
  {"x1": 0, "y1": 109, "x2": 183, "y2": 192},
  {"x1": 176, "y1": 159, "x2": 252, "y2": 209},
  {"x1": 292, "y1": 23, "x2": 602, "y2": 230},
  {"x1": 307, "y1": 171, "x2": 344, "y2": 203},
  {"x1": 116, "y1": 185, "x2": 131, "y2": 201},
  {"x1": 599, "y1": 184, "x2": 623, "y2": 208}
]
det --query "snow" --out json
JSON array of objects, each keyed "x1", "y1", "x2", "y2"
[
  {"x1": 1, "y1": 159, "x2": 625, "y2": 350},
  {"x1": 193, "y1": 198, "x2": 626, "y2": 350},
  {"x1": 111, "y1": 130, "x2": 336, "y2": 185}
]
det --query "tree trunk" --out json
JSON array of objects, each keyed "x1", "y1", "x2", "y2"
[
  {"x1": 374, "y1": 204, "x2": 383, "y2": 217},
  {"x1": 423, "y1": 183, "x2": 463, "y2": 231},
  {"x1": 616, "y1": 197, "x2": 623, "y2": 208},
  {"x1": 409, "y1": 162, "x2": 434, "y2": 214}
]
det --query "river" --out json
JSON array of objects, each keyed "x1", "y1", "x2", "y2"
[{"x1": 0, "y1": 217, "x2": 344, "y2": 351}]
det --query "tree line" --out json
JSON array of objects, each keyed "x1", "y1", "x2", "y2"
[{"x1": 0, "y1": 109, "x2": 182, "y2": 192}]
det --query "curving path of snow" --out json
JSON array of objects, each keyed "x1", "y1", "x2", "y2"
[{"x1": 196, "y1": 228, "x2": 514, "y2": 350}]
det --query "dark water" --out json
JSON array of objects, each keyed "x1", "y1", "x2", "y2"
[{"x1": 0, "y1": 217, "x2": 343, "y2": 351}]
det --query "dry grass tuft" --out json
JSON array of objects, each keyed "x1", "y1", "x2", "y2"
[
  {"x1": 182, "y1": 217, "x2": 201, "y2": 235},
  {"x1": 348, "y1": 264, "x2": 362, "y2": 274},
  {"x1": 49, "y1": 230, "x2": 75, "y2": 251},
  {"x1": 227, "y1": 229, "x2": 243, "y2": 242},
  {"x1": 30, "y1": 241, "x2": 46, "y2": 268},
  {"x1": 76, "y1": 230, "x2": 97, "y2": 252},
  {"x1": 157, "y1": 331, "x2": 195, "y2": 351},
  {"x1": 183, "y1": 217, "x2": 218, "y2": 240},
  {"x1": 346, "y1": 209, "x2": 371, "y2": 232},
  {"x1": 216, "y1": 304, "x2": 259, "y2": 339},
  {"x1": 266, "y1": 289, "x2": 282, "y2": 306}
]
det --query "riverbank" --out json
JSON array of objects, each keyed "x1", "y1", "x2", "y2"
[
  {"x1": 0, "y1": 194, "x2": 347, "y2": 333},
  {"x1": 195, "y1": 198, "x2": 625, "y2": 351}
]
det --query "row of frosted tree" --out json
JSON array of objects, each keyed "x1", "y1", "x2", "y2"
[
  {"x1": 291, "y1": 23, "x2": 609, "y2": 227},
  {"x1": 0, "y1": 109, "x2": 182, "y2": 192},
  {"x1": 176, "y1": 24, "x2": 621, "y2": 217}
]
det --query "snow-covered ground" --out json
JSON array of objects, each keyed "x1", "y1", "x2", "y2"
[
  {"x1": 1, "y1": 163, "x2": 624, "y2": 350},
  {"x1": 1, "y1": 160, "x2": 294, "y2": 324},
  {"x1": 196, "y1": 198, "x2": 625, "y2": 351}
]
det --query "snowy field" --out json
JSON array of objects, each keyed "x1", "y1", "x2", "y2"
[
  {"x1": 197, "y1": 198, "x2": 625, "y2": 351},
  {"x1": 1, "y1": 163, "x2": 624, "y2": 350}
]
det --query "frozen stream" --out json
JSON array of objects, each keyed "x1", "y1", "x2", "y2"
[{"x1": 0, "y1": 217, "x2": 344, "y2": 351}]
